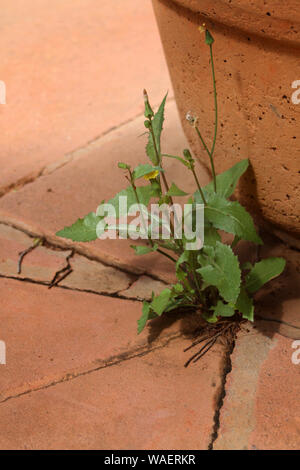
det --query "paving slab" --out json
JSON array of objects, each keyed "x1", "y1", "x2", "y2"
[
  {"x1": 0, "y1": 101, "x2": 210, "y2": 282},
  {"x1": 0, "y1": 0, "x2": 172, "y2": 194},
  {"x1": 120, "y1": 275, "x2": 168, "y2": 300},
  {"x1": 254, "y1": 232, "x2": 300, "y2": 339},
  {"x1": 214, "y1": 325, "x2": 300, "y2": 450},
  {"x1": 59, "y1": 254, "x2": 134, "y2": 295},
  {"x1": 0, "y1": 223, "x2": 71, "y2": 283},
  {"x1": 0, "y1": 277, "x2": 183, "y2": 403},
  {"x1": 0, "y1": 337, "x2": 225, "y2": 450}
]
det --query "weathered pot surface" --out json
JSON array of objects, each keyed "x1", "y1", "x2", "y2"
[{"x1": 152, "y1": 0, "x2": 300, "y2": 239}]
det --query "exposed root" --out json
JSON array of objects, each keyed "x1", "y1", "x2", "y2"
[
  {"x1": 17, "y1": 238, "x2": 43, "y2": 274},
  {"x1": 184, "y1": 317, "x2": 243, "y2": 367}
]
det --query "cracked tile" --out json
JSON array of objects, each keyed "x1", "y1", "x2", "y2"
[
  {"x1": 214, "y1": 325, "x2": 300, "y2": 450},
  {"x1": 0, "y1": 276, "x2": 186, "y2": 403},
  {"x1": 0, "y1": 223, "x2": 71, "y2": 283},
  {"x1": 253, "y1": 233, "x2": 300, "y2": 339},
  {"x1": 59, "y1": 254, "x2": 134, "y2": 295},
  {"x1": 119, "y1": 275, "x2": 168, "y2": 300},
  {"x1": 0, "y1": 337, "x2": 225, "y2": 450},
  {"x1": 0, "y1": 101, "x2": 210, "y2": 282}
]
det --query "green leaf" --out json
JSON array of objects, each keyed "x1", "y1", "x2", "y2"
[
  {"x1": 172, "y1": 283, "x2": 184, "y2": 293},
  {"x1": 204, "y1": 224, "x2": 221, "y2": 247},
  {"x1": 162, "y1": 154, "x2": 191, "y2": 168},
  {"x1": 245, "y1": 257, "x2": 286, "y2": 294},
  {"x1": 151, "y1": 288, "x2": 172, "y2": 316},
  {"x1": 236, "y1": 287, "x2": 254, "y2": 321},
  {"x1": 132, "y1": 164, "x2": 163, "y2": 181},
  {"x1": 167, "y1": 182, "x2": 188, "y2": 197},
  {"x1": 131, "y1": 244, "x2": 158, "y2": 255},
  {"x1": 211, "y1": 300, "x2": 235, "y2": 318},
  {"x1": 137, "y1": 302, "x2": 158, "y2": 334},
  {"x1": 146, "y1": 93, "x2": 168, "y2": 164},
  {"x1": 202, "y1": 311, "x2": 219, "y2": 323},
  {"x1": 56, "y1": 212, "x2": 101, "y2": 242},
  {"x1": 98, "y1": 185, "x2": 154, "y2": 218},
  {"x1": 176, "y1": 250, "x2": 190, "y2": 271},
  {"x1": 197, "y1": 241, "x2": 241, "y2": 303},
  {"x1": 204, "y1": 193, "x2": 262, "y2": 244},
  {"x1": 202, "y1": 159, "x2": 249, "y2": 199}
]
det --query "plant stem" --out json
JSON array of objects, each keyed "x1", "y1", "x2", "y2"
[
  {"x1": 148, "y1": 119, "x2": 183, "y2": 247},
  {"x1": 191, "y1": 252, "x2": 202, "y2": 296},
  {"x1": 195, "y1": 126, "x2": 217, "y2": 193},
  {"x1": 209, "y1": 44, "x2": 218, "y2": 160},
  {"x1": 190, "y1": 166, "x2": 207, "y2": 204},
  {"x1": 156, "y1": 248, "x2": 177, "y2": 263},
  {"x1": 128, "y1": 170, "x2": 177, "y2": 264},
  {"x1": 193, "y1": 43, "x2": 218, "y2": 193}
]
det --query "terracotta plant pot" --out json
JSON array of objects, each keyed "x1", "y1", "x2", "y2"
[{"x1": 152, "y1": 0, "x2": 300, "y2": 240}]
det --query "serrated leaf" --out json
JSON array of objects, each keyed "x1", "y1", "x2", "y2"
[
  {"x1": 236, "y1": 286, "x2": 254, "y2": 321},
  {"x1": 167, "y1": 182, "x2": 188, "y2": 197},
  {"x1": 131, "y1": 244, "x2": 158, "y2": 255},
  {"x1": 245, "y1": 257, "x2": 286, "y2": 294},
  {"x1": 137, "y1": 302, "x2": 158, "y2": 334},
  {"x1": 203, "y1": 159, "x2": 249, "y2": 198},
  {"x1": 204, "y1": 224, "x2": 221, "y2": 247},
  {"x1": 132, "y1": 164, "x2": 163, "y2": 181},
  {"x1": 211, "y1": 300, "x2": 235, "y2": 318},
  {"x1": 204, "y1": 193, "x2": 262, "y2": 244},
  {"x1": 146, "y1": 93, "x2": 168, "y2": 164},
  {"x1": 150, "y1": 288, "x2": 172, "y2": 316},
  {"x1": 56, "y1": 212, "x2": 101, "y2": 242},
  {"x1": 197, "y1": 241, "x2": 241, "y2": 303}
]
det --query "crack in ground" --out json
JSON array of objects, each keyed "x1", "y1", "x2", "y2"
[
  {"x1": 0, "y1": 219, "x2": 169, "y2": 284},
  {"x1": 48, "y1": 249, "x2": 75, "y2": 288},
  {"x1": 208, "y1": 338, "x2": 236, "y2": 450},
  {"x1": 0, "y1": 333, "x2": 181, "y2": 405},
  {"x1": 256, "y1": 314, "x2": 300, "y2": 331},
  {"x1": 0, "y1": 168, "x2": 45, "y2": 198},
  {"x1": 0, "y1": 273, "x2": 144, "y2": 302}
]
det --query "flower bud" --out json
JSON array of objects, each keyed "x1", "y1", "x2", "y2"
[
  {"x1": 118, "y1": 162, "x2": 130, "y2": 170},
  {"x1": 143, "y1": 89, "x2": 154, "y2": 119},
  {"x1": 205, "y1": 29, "x2": 214, "y2": 45},
  {"x1": 185, "y1": 111, "x2": 198, "y2": 128},
  {"x1": 183, "y1": 149, "x2": 194, "y2": 162}
]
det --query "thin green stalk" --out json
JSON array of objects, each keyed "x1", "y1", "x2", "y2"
[
  {"x1": 191, "y1": 252, "x2": 202, "y2": 295},
  {"x1": 156, "y1": 248, "x2": 177, "y2": 263},
  {"x1": 190, "y1": 166, "x2": 207, "y2": 204},
  {"x1": 193, "y1": 42, "x2": 218, "y2": 192},
  {"x1": 195, "y1": 126, "x2": 217, "y2": 193},
  {"x1": 209, "y1": 44, "x2": 218, "y2": 159}
]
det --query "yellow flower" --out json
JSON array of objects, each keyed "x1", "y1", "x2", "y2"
[
  {"x1": 198, "y1": 23, "x2": 206, "y2": 34},
  {"x1": 143, "y1": 170, "x2": 159, "y2": 180}
]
